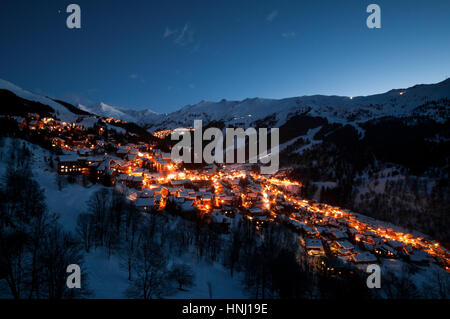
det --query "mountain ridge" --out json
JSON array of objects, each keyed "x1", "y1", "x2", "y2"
[{"x1": 1, "y1": 77, "x2": 449, "y2": 131}]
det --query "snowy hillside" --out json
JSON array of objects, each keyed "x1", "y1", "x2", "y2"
[
  {"x1": 78, "y1": 78, "x2": 450, "y2": 131},
  {"x1": 0, "y1": 79, "x2": 78, "y2": 122},
  {"x1": 0, "y1": 138, "x2": 247, "y2": 299},
  {"x1": 83, "y1": 79, "x2": 450, "y2": 130},
  {"x1": 1, "y1": 78, "x2": 449, "y2": 132},
  {"x1": 78, "y1": 102, "x2": 162, "y2": 126},
  {"x1": 150, "y1": 78, "x2": 450, "y2": 131}
]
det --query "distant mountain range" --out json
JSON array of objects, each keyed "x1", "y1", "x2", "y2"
[
  {"x1": 77, "y1": 78, "x2": 450, "y2": 132},
  {"x1": 77, "y1": 102, "x2": 161, "y2": 125},
  {"x1": 1, "y1": 78, "x2": 449, "y2": 133}
]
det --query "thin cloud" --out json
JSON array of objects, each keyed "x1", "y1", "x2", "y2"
[
  {"x1": 266, "y1": 10, "x2": 278, "y2": 22},
  {"x1": 129, "y1": 74, "x2": 145, "y2": 83},
  {"x1": 281, "y1": 31, "x2": 296, "y2": 39},
  {"x1": 175, "y1": 24, "x2": 195, "y2": 46},
  {"x1": 163, "y1": 23, "x2": 195, "y2": 47},
  {"x1": 163, "y1": 27, "x2": 177, "y2": 38}
]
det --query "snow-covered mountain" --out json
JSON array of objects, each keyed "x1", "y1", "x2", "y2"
[
  {"x1": 1, "y1": 77, "x2": 449, "y2": 132},
  {"x1": 154, "y1": 78, "x2": 450, "y2": 130},
  {"x1": 0, "y1": 79, "x2": 78, "y2": 122},
  {"x1": 78, "y1": 78, "x2": 450, "y2": 132},
  {"x1": 77, "y1": 102, "x2": 161, "y2": 125}
]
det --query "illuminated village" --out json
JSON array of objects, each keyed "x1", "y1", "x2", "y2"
[{"x1": 8, "y1": 112, "x2": 450, "y2": 276}]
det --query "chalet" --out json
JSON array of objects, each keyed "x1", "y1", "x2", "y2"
[
  {"x1": 57, "y1": 155, "x2": 84, "y2": 175},
  {"x1": 125, "y1": 175, "x2": 143, "y2": 189},
  {"x1": 116, "y1": 174, "x2": 129, "y2": 185},
  {"x1": 152, "y1": 186, "x2": 169, "y2": 196},
  {"x1": 139, "y1": 189, "x2": 155, "y2": 198},
  {"x1": 171, "y1": 179, "x2": 192, "y2": 187},
  {"x1": 373, "y1": 244, "x2": 397, "y2": 258},
  {"x1": 247, "y1": 192, "x2": 258, "y2": 201},
  {"x1": 290, "y1": 212, "x2": 304, "y2": 219},
  {"x1": 372, "y1": 237, "x2": 385, "y2": 246},
  {"x1": 168, "y1": 196, "x2": 186, "y2": 207},
  {"x1": 180, "y1": 199, "x2": 198, "y2": 213},
  {"x1": 354, "y1": 233, "x2": 367, "y2": 243},
  {"x1": 327, "y1": 219, "x2": 340, "y2": 228},
  {"x1": 304, "y1": 238, "x2": 326, "y2": 256},
  {"x1": 160, "y1": 152, "x2": 172, "y2": 162},
  {"x1": 127, "y1": 153, "x2": 140, "y2": 162},
  {"x1": 228, "y1": 179, "x2": 240, "y2": 186},
  {"x1": 151, "y1": 158, "x2": 169, "y2": 171},
  {"x1": 185, "y1": 192, "x2": 198, "y2": 201},
  {"x1": 320, "y1": 257, "x2": 354, "y2": 276},
  {"x1": 135, "y1": 198, "x2": 155, "y2": 212},
  {"x1": 247, "y1": 215, "x2": 267, "y2": 227},
  {"x1": 408, "y1": 250, "x2": 433, "y2": 264},
  {"x1": 289, "y1": 219, "x2": 320, "y2": 237},
  {"x1": 77, "y1": 148, "x2": 92, "y2": 156},
  {"x1": 96, "y1": 158, "x2": 116, "y2": 176},
  {"x1": 52, "y1": 137, "x2": 65, "y2": 148},
  {"x1": 137, "y1": 143, "x2": 148, "y2": 152},
  {"x1": 167, "y1": 187, "x2": 181, "y2": 196},
  {"x1": 222, "y1": 203, "x2": 235, "y2": 216},
  {"x1": 329, "y1": 240, "x2": 355, "y2": 255},
  {"x1": 178, "y1": 190, "x2": 190, "y2": 198},
  {"x1": 222, "y1": 195, "x2": 234, "y2": 204},
  {"x1": 329, "y1": 229, "x2": 348, "y2": 240},
  {"x1": 93, "y1": 145, "x2": 105, "y2": 155},
  {"x1": 361, "y1": 242, "x2": 375, "y2": 253},
  {"x1": 85, "y1": 156, "x2": 104, "y2": 166},
  {"x1": 216, "y1": 195, "x2": 234, "y2": 206},
  {"x1": 289, "y1": 219, "x2": 319, "y2": 237},
  {"x1": 197, "y1": 192, "x2": 213, "y2": 203},
  {"x1": 351, "y1": 251, "x2": 378, "y2": 264},
  {"x1": 386, "y1": 239, "x2": 405, "y2": 252},
  {"x1": 72, "y1": 140, "x2": 87, "y2": 148},
  {"x1": 337, "y1": 255, "x2": 353, "y2": 265},
  {"x1": 248, "y1": 207, "x2": 265, "y2": 216}
]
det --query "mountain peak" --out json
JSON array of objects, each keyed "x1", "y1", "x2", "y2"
[{"x1": 1, "y1": 77, "x2": 448, "y2": 132}]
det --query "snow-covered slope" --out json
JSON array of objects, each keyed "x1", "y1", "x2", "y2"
[
  {"x1": 79, "y1": 78, "x2": 449, "y2": 132},
  {"x1": 0, "y1": 79, "x2": 78, "y2": 122},
  {"x1": 0, "y1": 138, "x2": 248, "y2": 299},
  {"x1": 2, "y1": 77, "x2": 449, "y2": 131},
  {"x1": 149, "y1": 78, "x2": 450, "y2": 131},
  {"x1": 78, "y1": 102, "x2": 162, "y2": 125}
]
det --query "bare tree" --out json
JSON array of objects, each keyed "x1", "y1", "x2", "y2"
[
  {"x1": 169, "y1": 263, "x2": 195, "y2": 291},
  {"x1": 55, "y1": 174, "x2": 67, "y2": 191},
  {"x1": 125, "y1": 235, "x2": 172, "y2": 299},
  {"x1": 76, "y1": 213, "x2": 94, "y2": 253},
  {"x1": 87, "y1": 189, "x2": 110, "y2": 247},
  {"x1": 383, "y1": 268, "x2": 420, "y2": 299},
  {"x1": 39, "y1": 224, "x2": 89, "y2": 299},
  {"x1": 0, "y1": 165, "x2": 90, "y2": 299}
]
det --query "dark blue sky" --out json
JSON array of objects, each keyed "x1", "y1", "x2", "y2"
[{"x1": 1, "y1": 0, "x2": 449, "y2": 113}]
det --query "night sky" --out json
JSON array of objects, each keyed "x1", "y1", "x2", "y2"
[{"x1": 1, "y1": 0, "x2": 449, "y2": 113}]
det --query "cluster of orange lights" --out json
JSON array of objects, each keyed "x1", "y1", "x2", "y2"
[
  {"x1": 45, "y1": 114, "x2": 449, "y2": 272},
  {"x1": 245, "y1": 173, "x2": 449, "y2": 271}
]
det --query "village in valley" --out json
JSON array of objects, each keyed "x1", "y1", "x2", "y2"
[{"x1": 4, "y1": 111, "x2": 450, "y2": 279}]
